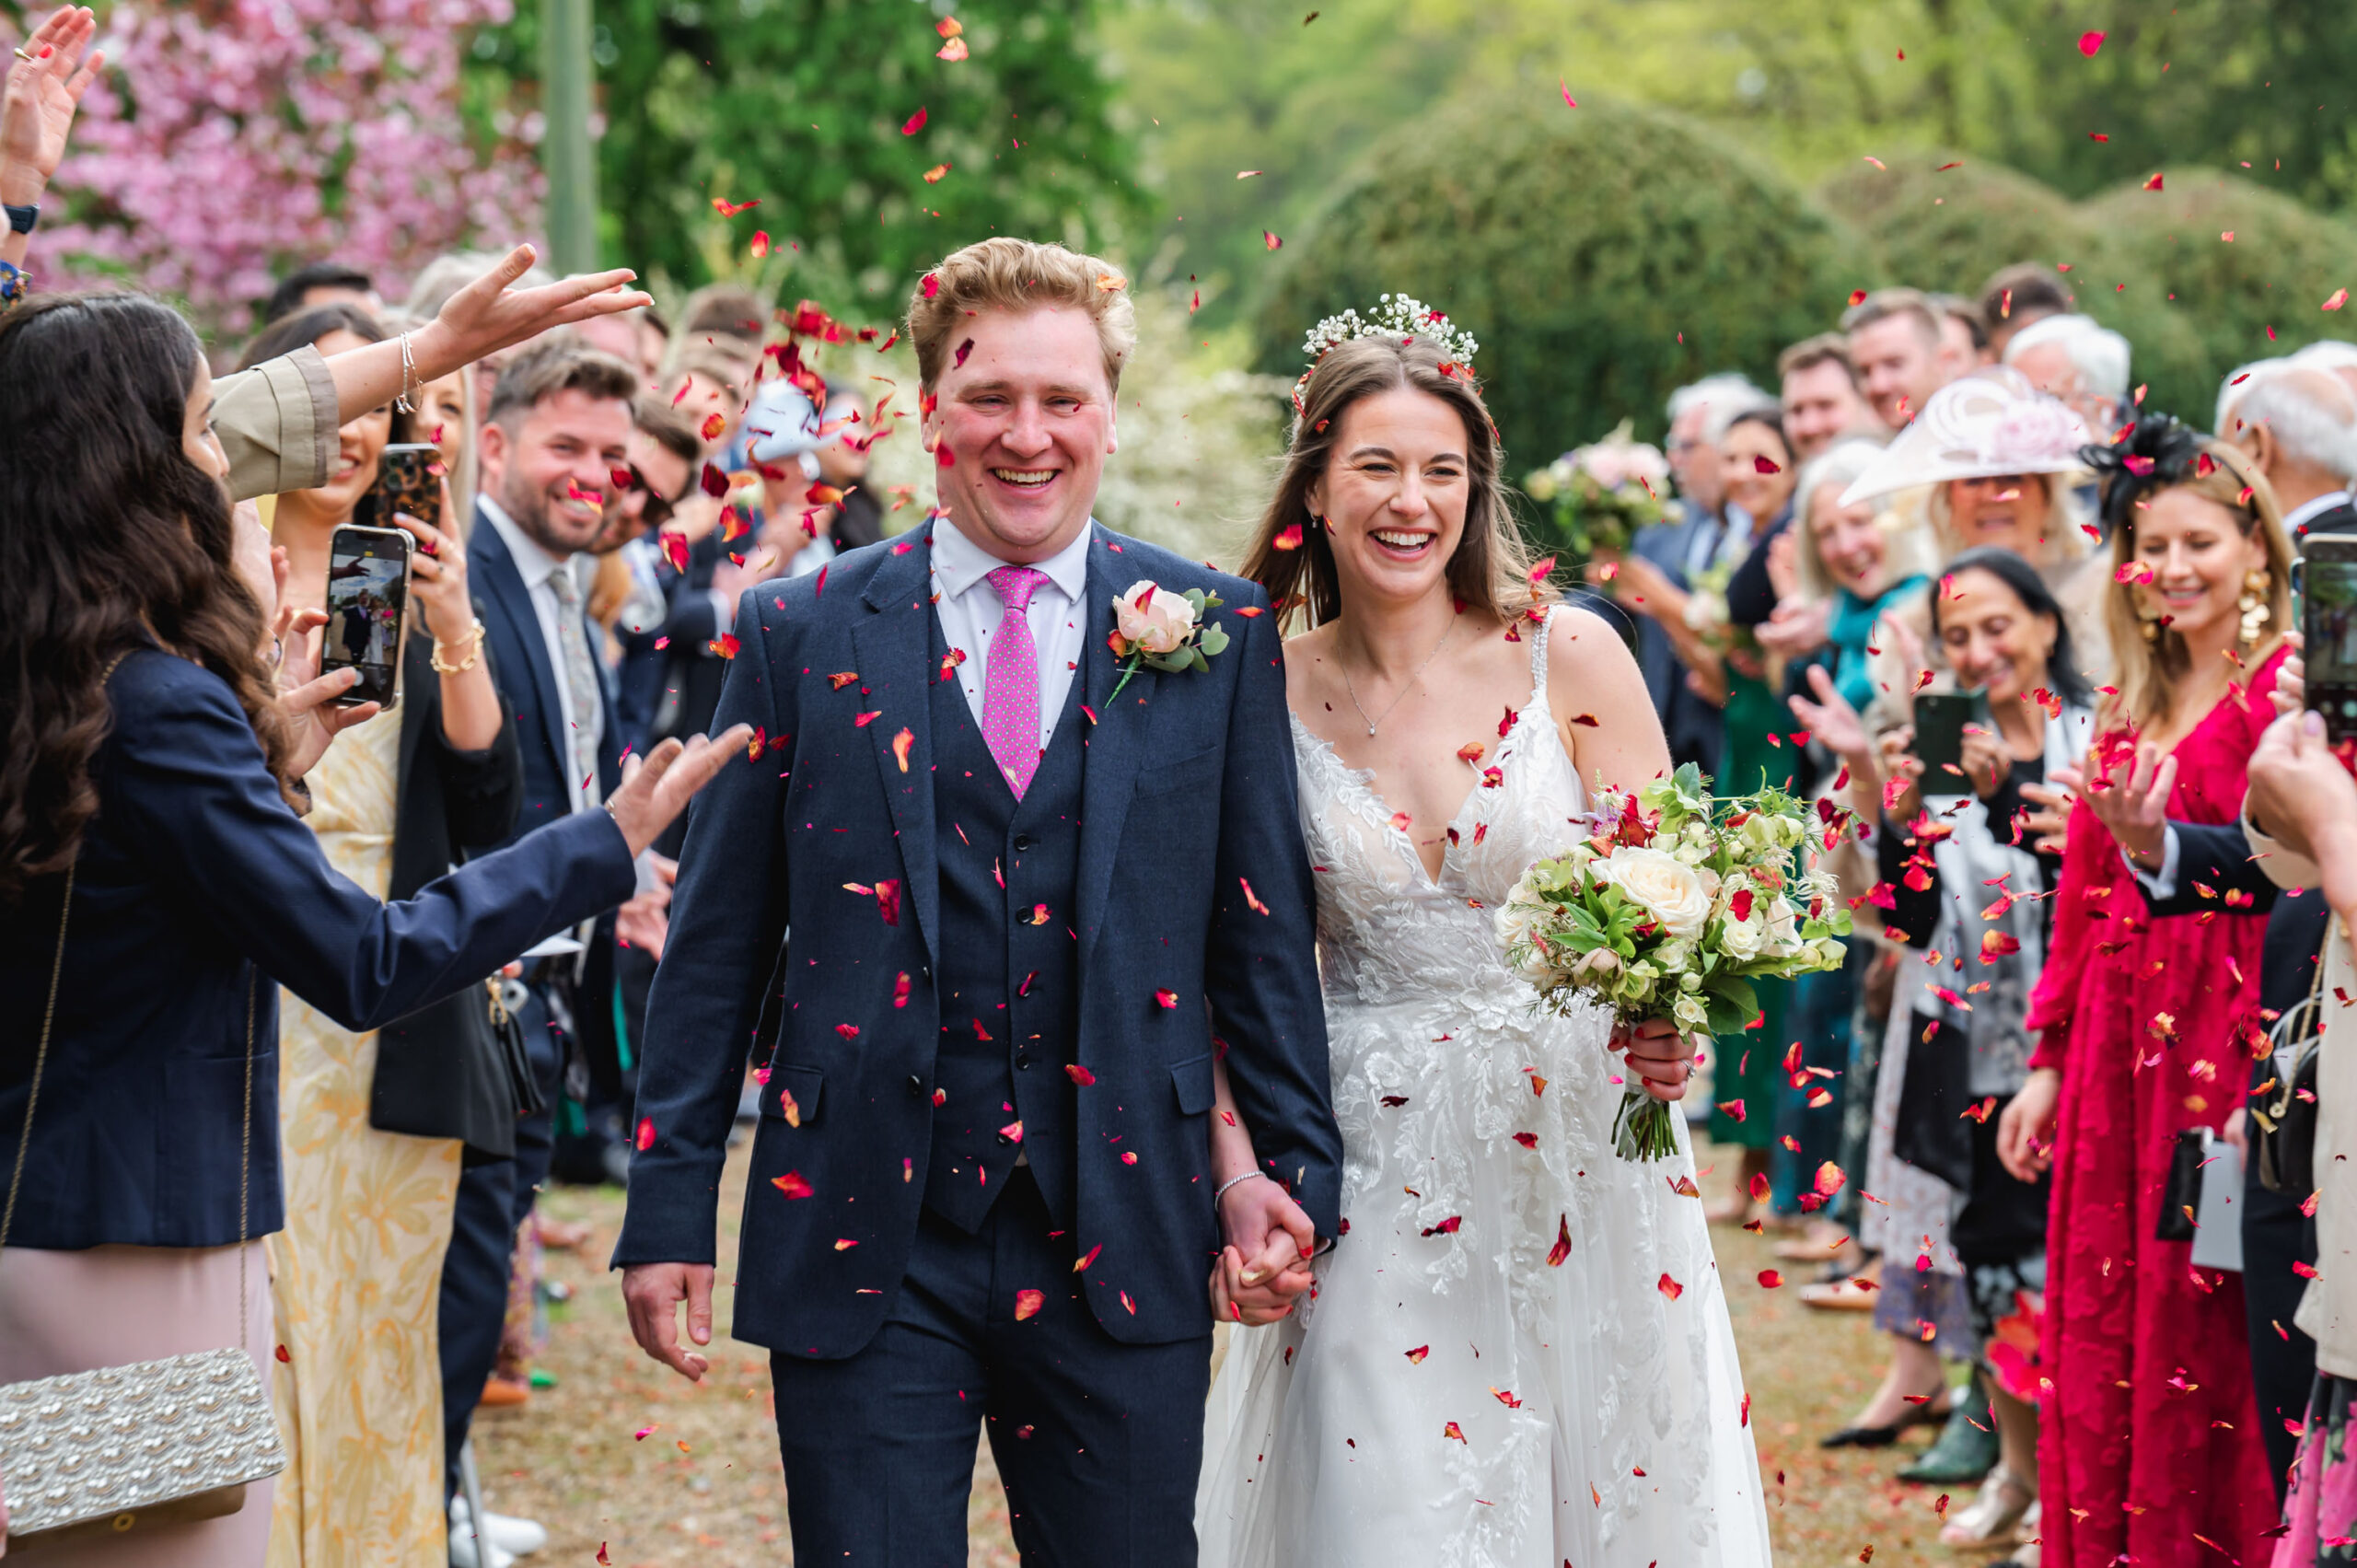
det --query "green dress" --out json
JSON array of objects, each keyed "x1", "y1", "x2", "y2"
[{"x1": 1706, "y1": 668, "x2": 1790, "y2": 1150}]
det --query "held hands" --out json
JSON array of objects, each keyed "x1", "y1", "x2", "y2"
[
  {"x1": 621, "y1": 1261, "x2": 716, "y2": 1382},
  {"x1": 605, "y1": 726, "x2": 754, "y2": 859},
  {"x1": 1206, "y1": 1175, "x2": 1318, "y2": 1328},
  {"x1": 1611, "y1": 1016, "x2": 1699, "y2": 1104}
]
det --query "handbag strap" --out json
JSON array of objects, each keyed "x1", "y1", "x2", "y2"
[{"x1": 1, "y1": 649, "x2": 256, "y2": 1347}]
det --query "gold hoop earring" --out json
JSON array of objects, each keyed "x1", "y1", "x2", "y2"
[
  {"x1": 2135, "y1": 594, "x2": 2164, "y2": 645},
  {"x1": 2238, "y1": 567, "x2": 2272, "y2": 647}
]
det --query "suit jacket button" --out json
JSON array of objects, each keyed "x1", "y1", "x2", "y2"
[
  {"x1": 1013, "y1": 832, "x2": 1036, "y2": 853},
  {"x1": 1015, "y1": 1054, "x2": 1031, "y2": 1070},
  {"x1": 907, "y1": 1075, "x2": 924, "y2": 1098}
]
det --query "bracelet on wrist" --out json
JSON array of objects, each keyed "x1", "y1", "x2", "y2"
[
  {"x1": 1214, "y1": 1171, "x2": 1267, "y2": 1202},
  {"x1": 429, "y1": 618, "x2": 485, "y2": 676}
]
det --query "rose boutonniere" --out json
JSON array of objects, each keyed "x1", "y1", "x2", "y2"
[{"x1": 1108, "y1": 580, "x2": 1230, "y2": 701}]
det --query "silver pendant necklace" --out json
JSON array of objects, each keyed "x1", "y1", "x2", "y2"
[{"x1": 1341, "y1": 619, "x2": 1453, "y2": 736}]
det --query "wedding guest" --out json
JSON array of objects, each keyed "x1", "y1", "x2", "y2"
[
  {"x1": 1800, "y1": 548, "x2": 2094, "y2": 1528},
  {"x1": 663, "y1": 345, "x2": 750, "y2": 459},
  {"x1": 610, "y1": 399, "x2": 702, "y2": 755},
  {"x1": 1842, "y1": 368, "x2": 2107, "y2": 691},
  {"x1": 571, "y1": 296, "x2": 665, "y2": 389},
  {"x1": 261, "y1": 260, "x2": 380, "y2": 326},
  {"x1": 1689, "y1": 408, "x2": 1797, "y2": 1223},
  {"x1": 1933, "y1": 291, "x2": 1992, "y2": 368},
  {"x1": 1771, "y1": 441, "x2": 1933, "y2": 1285},
  {"x1": 437, "y1": 343, "x2": 669, "y2": 1513},
  {"x1": 1979, "y1": 263, "x2": 2074, "y2": 359},
  {"x1": 405, "y1": 250, "x2": 573, "y2": 421},
  {"x1": 1616, "y1": 373, "x2": 1773, "y2": 773},
  {"x1": 1844, "y1": 288, "x2": 1968, "y2": 428},
  {"x1": 2242, "y1": 706, "x2": 2357, "y2": 1559},
  {"x1": 0, "y1": 291, "x2": 736, "y2": 1568},
  {"x1": 2003, "y1": 314, "x2": 2132, "y2": 436},
  {"x1": 676, "y1": 281, "x2": 768, "y2": 351},
  {"x1": 1779, "y1": 333, "x2": 1882, "y2": 463},
  {"x1": 2218, "y1": 363, "x2": 2357, "y2": 540},
  {"x1": 2119, "y1": 641, "x2": 2336, "y2": 1501},
  {"x1": 817, "y1": 380, "x2": 887, "y2": 551},
  {"x1": 234, "y1": 301, "x2": 531, "y2": 1568},
  {"x1": 1998, "y1": 414, "x2": 2293, "y2": 1568}
]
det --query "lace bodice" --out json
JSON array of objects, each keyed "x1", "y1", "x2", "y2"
[{"x1": 1290, "y1": 610, "x2": 1592, "y2": 1009}]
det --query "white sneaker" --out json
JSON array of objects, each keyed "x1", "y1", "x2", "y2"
[
  {"x1": 450, "y1": 1496, "x2": 545, "y2": 1562},
  {"x1": 446, "y1": 1526, "x2": 514, "y2": 1568}
]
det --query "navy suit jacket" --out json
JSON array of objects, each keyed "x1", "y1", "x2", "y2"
[
  {"x1": 615, "y1": 522, "x2": 1342, "y2": 1356},
  {"x1": 1630, "y1": 504, "x2": 1724, "y2": 772},
  {"x1": 0, "y1": 649, "x2": 637, "y2": 1250}
]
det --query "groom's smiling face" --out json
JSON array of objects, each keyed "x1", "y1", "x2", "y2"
[{"x1": 925, "y1": 306, "x2": 1118, "y2": 563}]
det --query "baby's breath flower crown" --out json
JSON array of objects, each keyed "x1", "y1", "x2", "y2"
[{"x1": 1293, "y1": 293, "x2": 1481, "y2": 414}]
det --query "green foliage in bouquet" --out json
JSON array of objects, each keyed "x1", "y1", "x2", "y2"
[
  {"x1": 1495, "y1": 763, "x2": 1852, "y2": 1157},
  {"x1": 1521, "y1": 420, "x2": 1673, "y2": 564}
]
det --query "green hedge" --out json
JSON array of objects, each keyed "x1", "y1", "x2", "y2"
[{"x1": 1253, "y1": 98, "x2": 1853, "y2": 464}]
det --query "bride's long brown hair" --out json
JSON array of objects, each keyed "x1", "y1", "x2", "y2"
[
  {"x1": 1240, "y1": 334, "x2": 1553, "y2": 633},
  {"x1": 0, "y1": 294, "x2": 296, "y2": 905}
]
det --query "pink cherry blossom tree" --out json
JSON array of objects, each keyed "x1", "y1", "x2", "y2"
[{"x1": 32, "y1": 0, "x2": 541, "y2": 336}]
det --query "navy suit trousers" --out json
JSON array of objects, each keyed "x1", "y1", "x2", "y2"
[
  {"x1": 770, "y1": 1167, "x2": 1210, "y2": 1566},
  {"x1": 440, "y1": 981, "x2": 568, "y2": 1496}
]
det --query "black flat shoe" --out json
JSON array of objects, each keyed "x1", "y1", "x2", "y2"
[{"x1": 1818, "y1": 1396, "x2": 1951, "y2": 1449}]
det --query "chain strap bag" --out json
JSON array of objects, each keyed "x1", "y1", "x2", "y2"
[{"x1": 0, "y1": 860, "x2": 288, "y2": 1552}]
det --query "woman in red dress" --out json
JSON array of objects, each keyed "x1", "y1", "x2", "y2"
[{"x1": 2000, "y1": 413, "x2": 2297, "y2": 1568}]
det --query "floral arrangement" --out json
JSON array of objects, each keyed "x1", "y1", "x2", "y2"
[
  {"x1": 1295, "y1": 293, "x2": 1479, "y2": 412},
  {"x1": 1521, "y1": 421, "x2": 1672, "y2": 563},
  {"x1": 1493, "y1": 763, "x2": 1852, "y2": 1158},
  {"x1": 1107, "y1": 581, "x2": 1229, "y2": 701}
]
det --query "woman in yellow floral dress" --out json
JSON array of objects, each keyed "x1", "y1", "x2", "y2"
[{"x1": 249, "y1": 305, "x2": 525, "y2": 1567}]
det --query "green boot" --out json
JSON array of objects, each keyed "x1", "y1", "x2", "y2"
[{"x1": 1897, "y1": 1370, "x2": 1999, "y2": 1485}]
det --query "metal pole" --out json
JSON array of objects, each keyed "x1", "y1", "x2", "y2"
[{"x1": 540, "y1": 0, "x2": 598, "y2": 274}]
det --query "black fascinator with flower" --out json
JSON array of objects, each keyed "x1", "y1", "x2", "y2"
[{"x1": 2078, "y1": 412, "x2": 2211, "y2": 540}]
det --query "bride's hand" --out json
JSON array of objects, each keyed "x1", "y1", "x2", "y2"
[
  {"x1": 1212, "y1": 1175, "x2": 1317, "y2": 1324},
  {"x1": 1612, "y1": 1016, "x2": 1699, "y2": 1103}
]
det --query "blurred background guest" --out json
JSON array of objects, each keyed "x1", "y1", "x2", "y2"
[
  {"x1": 816, "y1": 377, "x2": 886, "y2": 551},
  {"x1": 1978, "y1": 262, "x2": 2076, "y2": 360},
  {"x1": 2217, "y1": 361, "x2": 2357, "y2": 541},
  {"x1": 1778, "y1": 332, "x2": 1884, "y2": 464},
  {"x1": 1844, "y1": 287, "x2": 1968, "y2": 429},
  {"x1": 2003, "y1": 314, "x2": 2133, "y2": 436},
  {"x1": 1933, "y1": 291, "x2": 1993, "y2": 370},
  {"x1": 261, "y1": 260, "x2": 381, "y2": 326}
]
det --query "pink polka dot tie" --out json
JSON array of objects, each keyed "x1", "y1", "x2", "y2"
[{"x1": 981, "y1": 565, "x2": 1049, "y2": 799}]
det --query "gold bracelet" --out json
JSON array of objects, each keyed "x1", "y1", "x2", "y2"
[{"x1": 430, "y1": 618, "x2": 486, "y2": 676}]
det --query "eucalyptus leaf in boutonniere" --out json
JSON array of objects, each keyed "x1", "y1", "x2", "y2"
[{"x1": 1107, "y1": 580, "x2": 1230, "y2": 702}]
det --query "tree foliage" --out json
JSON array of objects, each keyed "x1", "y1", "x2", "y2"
[
  {"x1": 468, "y1": 0, "x2": 1144, "y2": 301},
  {"x1": 1257, "y1": 98, "x2": 1852, "y2": 464},
  {"x1": 10, "y1": 0, "x2": 539, "y2": 337}
]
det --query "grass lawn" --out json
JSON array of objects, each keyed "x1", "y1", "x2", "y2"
[{"x1": 474, "y1": 1132, "x2": 1969, "y2": 1566}]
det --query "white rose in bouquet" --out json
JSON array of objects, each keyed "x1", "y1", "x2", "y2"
[
  {"x1": 1600, "y1": 846, "x2": 1713, "y2": 938},
  {"x1": 1718, "y1": 910, "x2": 1765, "y2": 961},
  {"x1": 1492, "y1": 890, "x2": 1562, "y2": 985}
]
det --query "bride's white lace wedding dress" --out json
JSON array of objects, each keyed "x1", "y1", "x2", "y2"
[{"x1": 1198, "y1": 609, "x2": 1772, "y2": 1567}]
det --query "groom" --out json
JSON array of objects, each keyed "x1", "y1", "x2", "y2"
[{"x1": 615, "y1": 238, "x2": 1343, "y2": 1564}]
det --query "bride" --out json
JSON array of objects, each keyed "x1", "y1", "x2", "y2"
[{"x1": 1194, "y1": 304, "x2": 1773, "y2": 1567}]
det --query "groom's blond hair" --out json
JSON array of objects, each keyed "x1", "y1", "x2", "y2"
[{"x1": 905, "y1": 238, "x2": 1138, "y2": 395}]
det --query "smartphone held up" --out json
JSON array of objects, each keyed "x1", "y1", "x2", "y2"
[{"x1": 322, "y1": 525, "x2": 411, "y2": 710}]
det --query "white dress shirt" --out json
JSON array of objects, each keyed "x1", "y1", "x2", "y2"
[
  {"x1": 929, "y1": 517, "x2": 1093, "y2": 753},
  {"x1": 2284, "y1": 489, "x2": 2353, "y2": 538},
  {"x1": 481, "y1": 494, "x2": 600, "y2": 814}
]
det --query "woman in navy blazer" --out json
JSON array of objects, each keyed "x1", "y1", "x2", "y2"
[{"x1": 0, "y1": 294, "x2": 745, "y2": 1567}]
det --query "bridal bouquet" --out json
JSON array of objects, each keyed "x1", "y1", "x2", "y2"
[
  {"x1": 1493, "y1": 764, "x2": 1852, "y2": 1159},
  {"x1": 1521, "y1": 420, "x2": 1672, "y2": 563}
]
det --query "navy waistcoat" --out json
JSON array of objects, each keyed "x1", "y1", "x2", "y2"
[{"x1": 923, "y1": 616, "x2": 1085, "y2": 1231}]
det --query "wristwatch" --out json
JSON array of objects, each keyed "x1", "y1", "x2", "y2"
[{"x1": 4, "y1": 203, "x2": 36, "y2": 236}]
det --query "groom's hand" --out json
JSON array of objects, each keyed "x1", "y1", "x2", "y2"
[
  {"x1": 1614, "y1": 1017, "x2": 1700, "y2": 1104},
  {"x1": 621, "y1": 1261, "x2": 716, "y2": 1381},
  {"x1": 1212, "y1": 1177, "x2": 1318, "y2": 1325}
]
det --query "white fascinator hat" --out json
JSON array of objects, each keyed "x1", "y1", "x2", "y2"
[{"x1": 1840, "y1": 366, "x2": 2096, "y2": 506}]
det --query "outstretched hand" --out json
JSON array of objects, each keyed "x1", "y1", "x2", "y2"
[
  {"x1": 2071, "y1": 740, "x2": 2175, "y2": 868},
  {"x1": 605, "y1": 726, "x2": 755, "y2": 858},
  {"x1": 412, "y1": 244, "x2": 654, "y2": 386},
  {"x1": 1, "y1": 6, "x2": 102, "y2": 206}
]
